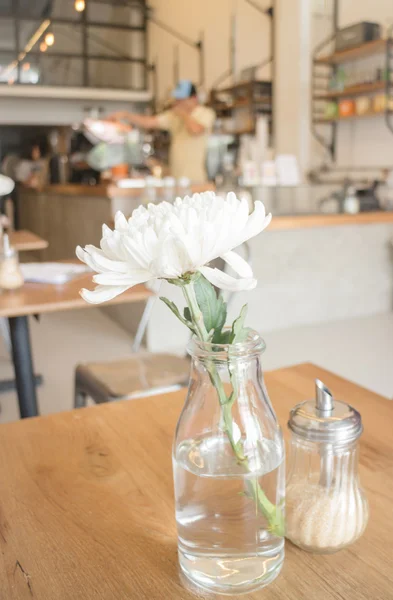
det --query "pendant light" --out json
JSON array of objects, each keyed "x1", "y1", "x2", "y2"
[
  {"x1": 74, "y1": 0, "x2": 86, "y2": 12},
  {"x1": 45, "y1": 32, "x2": 55, "y2": 46}
]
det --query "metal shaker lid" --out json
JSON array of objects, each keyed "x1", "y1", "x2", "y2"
[{"x1": 288, "y1": 379, "x2": 363, "y2": 444}]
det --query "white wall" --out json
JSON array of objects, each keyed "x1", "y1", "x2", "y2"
[
  {"x1": 0, "y1": 96, "x2": 147, "y2": 126},
  {"x1": 147, "y1": 222, "x2": 393, "y2": 353},
  {"x1": 148, "y1": 0, "x2": 271, "y2": 104},
  {"x1": 274, "y1": 0, "x2": 311, "y2": 172}
]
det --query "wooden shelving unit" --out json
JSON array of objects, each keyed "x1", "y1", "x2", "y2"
[
  {"x1": 311, "y1": 30, "x2": 393, "y2": 159},
  {"x1": 313, "y1": 111, "x2": 383, "y2": 124},
  {"x1": 313, "y1": 80, "x2": 385, "y2": 101},
  {"x1": 211, "y1": 96, "x2": 272, "y2": 112},
  {"x1": 315, "y1": 39, "x2": 387, "y2": 66},
  {"x1": 209, "y1": 80, "x2": 272, "y2": 137}
]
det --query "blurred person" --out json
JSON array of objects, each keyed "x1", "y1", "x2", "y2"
[
  {"x1": 15, "y1": 137, "x2": 49, "y2": 189},
  {"x1": 69, "y1": 132, "x2": 100, "y2": 185},
  {"x1": 107, "y1": 81, "x2": 216, "y2": 182}
]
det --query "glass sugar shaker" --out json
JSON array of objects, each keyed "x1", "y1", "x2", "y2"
[{"x1": 286, "y1": 379, "x2": 368, "y2": 553}]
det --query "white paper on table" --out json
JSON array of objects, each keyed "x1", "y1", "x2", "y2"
[{"x1": 20, "y1": 263, "x2": 91, "y2": 285}]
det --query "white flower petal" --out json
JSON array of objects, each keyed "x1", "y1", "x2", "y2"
[
  {"x1": 122, "y1": 236, "x2": 152, "y2": 270},
  {"x1": 76, "y1": 245, "x2": 88, "y2": 264},
  {"x1": 80, "y1": 285, "x2": 130, "y2": 304},
  {"x1": 151, "y1": 235, "x2": 189, "y2": 278},
  {"x1": 76, "y1": 245, "x2": 104, "y2": 273},
  {"x1": 199, "y1": 266, "x2": 257, "y2": 292},
  {"x1": 77, "y1": 191, "x2": 270, "y2": 305},
  {"x1": 76, "y1": 245, "x2": 128, "y2": 274},
  {"x1": 221, "y1": 250, "x2": 253, "y2": 278},
  {"x1": 100, "y1": 231, "x2": 127, "y2": 261},
  {"x1": 114, "y1": 211, "x2": 129, "y2": 231},
  {"x1": 93, "y1": 271, "x2": 151, "y2": 286},
  {"x1": 236, "y1": 202, "x2": 272, "y2": 246},
  {"x1": 84, "y1": 246, "x2": 129, "y2": 273},
  {"x1": 102, "y1": 223, "x2": 112, "y2": 238}
]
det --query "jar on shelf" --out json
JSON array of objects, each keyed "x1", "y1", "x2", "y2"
[{"x1": 286, "y1": 379, "x2": 368, "y2": 554}]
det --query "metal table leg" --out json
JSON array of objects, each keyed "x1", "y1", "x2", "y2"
[{"x1": 8, "y1": 316, "x2": 39, "y2": 418}]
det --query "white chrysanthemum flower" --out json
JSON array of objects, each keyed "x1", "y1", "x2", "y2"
[{"x1": 76, "y1": 191, "x2": 271, "y2": 304}]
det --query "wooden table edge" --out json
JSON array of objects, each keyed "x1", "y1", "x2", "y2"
[
  {"x1": 0, "y1": 283, "x2": 152, "y2": 318},
  {"x1": 268, "y1": 211, "x2": 393, "y2": 231},
  {"x1": 266, "y1": 361, "x2": 389, "y2": 405},
  {"x1": 0, "y1": 362, "x2": 387, "y2": 431},
  {"x1": 10, "y1": 230, "x2": 49, "y2": 251}
]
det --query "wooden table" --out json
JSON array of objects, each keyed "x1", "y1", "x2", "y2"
[
  {"x1": 9, "y1": 230, "x2": 48, "y2": 252},
  {"x1": 0, "y1": 273, "x2": 151, "y2": 419},
  {"x1": 0, "y1": 363, "x2": 390, "y2": 600},
  {"x1": 0, "y1": 230, "x2": 49, "y2": 403}
]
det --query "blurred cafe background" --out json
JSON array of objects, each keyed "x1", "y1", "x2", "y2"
[{"x1": 0, "y1": 0, "x2": 392, "y2": 421}]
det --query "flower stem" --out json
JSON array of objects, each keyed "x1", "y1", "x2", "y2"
[
  {"x1": 182, "y1": 282, "x2": 285, "y2": 537},
  {"x1": 182, "y1": 283, "x2": 209, "y2": 341}
]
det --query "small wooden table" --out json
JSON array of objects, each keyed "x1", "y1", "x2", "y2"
[
  {"x1": 0, "y1": 230, "x2": 49, "y2": 403},
  {"x1": 0, "y1": 273, "x2": 151, "y2": 419},
  {"x1": 0, "y1": 363, "x2": 390, "y2": 600},
  {"x1": 9, "y1": 230, "x2": 48, "y2": 252}
]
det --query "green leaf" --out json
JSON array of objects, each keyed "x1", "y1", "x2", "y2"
[
  {"x1": 215, "y1": 296, "x2": 227, "y2": 334},
  {"x1": 231, "y1": 304, "x2": 251, "y2": 344},
  {"x1": 213, "y1": 329, "x2": 232, "y2": 345},
  {"x1": 183, "y1": 307, "x2": 192, "y2": 322},
  {"x1": 194, "y1": 275, "x2": 218, "y2": 332},
  {"x1": 194, "y1": 275, "x2": 228, "y2": 338},
  {"x1": 160, "y1": 297, "x2": 196, "y2": 333}
]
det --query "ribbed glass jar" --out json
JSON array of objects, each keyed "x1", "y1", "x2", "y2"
[{"x1": 286, "y1": 434, "x2": 368, "y2": 553}]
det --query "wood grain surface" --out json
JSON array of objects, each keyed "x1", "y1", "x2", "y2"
[
  {"x1": 0, "y1": 362, "x2": 391, "y2": 600},
  {"x1": 18, "y1": 189, "x2": 112, "y2": 261},
  {"x1": 269, "y1": 210, "x2": 393, "y2": 231},
  {"x1": 107, "y1": 182, "x2": 215, "y2": 199},
  {"x1": 9, "y1": 230, "x2": 48, "y2": 252},
  {"x1": 0, "y1": 273, "x2": 151, "y2": 318},
  {"x1": 26, "y1": 183, "x2": 216, "y2": 199}
]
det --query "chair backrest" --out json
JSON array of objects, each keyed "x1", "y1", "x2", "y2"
[
  {"x1": 131, "y1": 242, "x2": 252, "y2": 352},
  {"x1": 131, "y1": 280, "x2": 162, "y2": 352}
]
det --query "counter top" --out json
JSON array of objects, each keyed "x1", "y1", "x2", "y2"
[
  {"x1": 38, "y1": 184, "x2": 110, "y2": 197},
  {"x1": 107, "y1": 182, "x2": 215, "y2": 198},
  {"x1": 21, "y1": 186, "x2": 393, "y2": 229},
  {"x1": 31, "y1": 183, "x2": 215, "y2": 198},
  {"x1": 269, "y1": 211, "x2": 393, "y2": 231}
]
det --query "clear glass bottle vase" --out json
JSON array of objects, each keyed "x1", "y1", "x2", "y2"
[{"x1": 172, "y1": 332, "x2": 285, "y2": 595}]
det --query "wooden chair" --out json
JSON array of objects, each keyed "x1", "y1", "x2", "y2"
[
  {"x1": 74, "y1": 243, "x2": 251, "y2": 407},
  {"x1": 74, "y1": 281, "x2": 190, "y2": 407}
]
